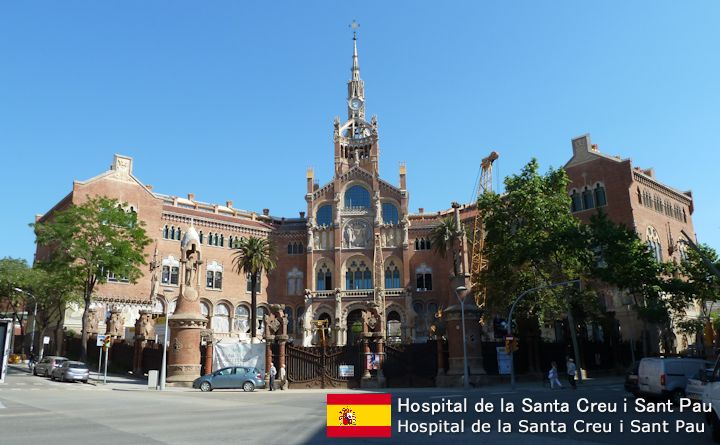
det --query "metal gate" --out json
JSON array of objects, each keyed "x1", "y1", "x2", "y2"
[{"x1": 286, "y1": 345, "x2": 361, "y2": 389}]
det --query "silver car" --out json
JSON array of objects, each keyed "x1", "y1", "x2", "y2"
[
  {"x1": 33, "y1": 356, "x2": 68, "y2": 377},
  {"x1": 51, "y1": 361, "x2": 90, "y2": 383},
  {"x1": 192, "y1": 366, "x2": 266, "y2": 392}
]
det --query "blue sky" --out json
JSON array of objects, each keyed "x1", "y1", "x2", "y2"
[{"x1": 1, "y1": 1, "x2": 718, "y2": 262}]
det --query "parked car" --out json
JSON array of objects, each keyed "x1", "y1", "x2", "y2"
[
  {"x1": 192, "y1": 366, "x2": 265, "y2": 392},
  {"x1": 50, "y1": 361, "x2": 90, "y2": 383},
  {"x1": 624, "y1": 361, "x2": 640, "y2": 396},
  {"x1": 32, "y1": 356, "x2": 68, "y2": 377},
  {"x1": 686, "y1": 367, "x2": 714, "y2": 402},
  {"x1": 703, "y1": 356, "x2": 720, "y2": 442},
  {"x1": 637, "y1": 357, "x2": 711, "y2": 404}
]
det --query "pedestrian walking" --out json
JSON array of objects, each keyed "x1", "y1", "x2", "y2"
[
  {"x1": 548, "y1": 361, "x2": 563, "y2": 389},
  {"x1": 279, "y1": 364, "x2": 287, "y2": 390},
  {"x1": 269, "y1": 363, "x2": 277, "y2": 391},
  {"x1": 566, "y1": 357, "x2": 577, "y2": 389}
]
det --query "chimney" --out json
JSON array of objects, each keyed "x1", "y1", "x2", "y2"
[
  {"x1": 399, "y1": 163, "x2": 407, "y2": 190},
  {"x1": 418, "y1": 208, "x2": 424, "y2": 214},
  {"x1": 146, "y1": 184, "x2": 153, "y2": 191},
  {"x1": 226, "y1": 200, "x2": 233, "y2": 208},
  {"x1": 263, "y1": 208, "x2": 270, "y2": 216},
  {"x1": 299, "y1": 211, "x2": 306, "y2": 218},
  {"x1": 187, "y1": 193, "x2": 195, "y2": 201},
  {"x1": 306, "y1": 168, "x2": 315, "y2": 194},
  {"x1": 643, "y1": 168, "x2": 655, "y2": 178}
]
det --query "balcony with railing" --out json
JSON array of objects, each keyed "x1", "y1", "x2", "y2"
[{"x1": 306, "y1": 288, "x2": 406, "y2": 300}]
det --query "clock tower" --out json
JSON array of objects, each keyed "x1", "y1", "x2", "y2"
[{"x1": 333, "y1": 31, "x2": 379, "y2": 176}]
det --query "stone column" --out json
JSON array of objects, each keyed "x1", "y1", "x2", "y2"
[
  {"x1": 277, "y1": 335, "x2": 287, "y2": 389},
  {"x1": 437, "y1": 337, "x2": 446, "y2": 375},
  {"x1": 444, "y1": 302, "x2": 484, "y2": 378},
  {"x1": 362, "y1": 337, "x2": 371, "y2": 378},
  {"x1": 265, "y1": 336, "x2": 274, "y2": 386},
  {"x1": 167, "y1": 225, "x2": 208, "y2": 385},
  {"x1": 203, "y1": 341, "x2": 214, "y2": 376}
]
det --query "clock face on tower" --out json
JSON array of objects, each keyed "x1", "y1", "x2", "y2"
[{"x1": 350, "y1": 98, "x2": 362, "y2": 111}]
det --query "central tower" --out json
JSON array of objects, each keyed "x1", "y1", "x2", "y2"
[{"x1": 334, "y1": 31, "x2": 380, "y2": 177}]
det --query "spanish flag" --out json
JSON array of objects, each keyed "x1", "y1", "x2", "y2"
[{"x1": 326, "y1": 393, "x2": 392, "y2": 438}]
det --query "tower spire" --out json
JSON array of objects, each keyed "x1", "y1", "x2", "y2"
[
  {"x1": 347, "y1": 20, "x2": 365, "y2": 120},
  {"x1": 351, "y1": 28, "x2": 360, "y2": 81}
]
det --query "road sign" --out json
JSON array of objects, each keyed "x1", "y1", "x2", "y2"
[
  {"x1": 96, "y1": 334, "x2": 106, "y2": 347},
  {"x1": 42, "y1": 336, "x2": 50, "y2": 345}
]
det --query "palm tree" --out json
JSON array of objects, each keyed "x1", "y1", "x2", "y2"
[
  {"x1": 430, "y1": 217, "x2": 462, "y2": 275},
  {"x1": 232, "y1": 236, "x2": 276, "y2": 343}
]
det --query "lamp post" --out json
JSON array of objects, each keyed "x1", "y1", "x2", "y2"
[
  {"x1": 453, "y1": 285, "x2": 469, "y2": 391},
  {"x1": 158, "y1": 304, "x2": 170, "y2": 391},
  {"x1": 14, "y1": 288, "x2": 38, "y2": 358},
  {"x1": 507, "y1": 280, "x2": 580, "y2": 390}
]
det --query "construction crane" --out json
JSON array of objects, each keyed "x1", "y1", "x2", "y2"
[{"x1": 469, "y1": 151, "x2": 499, "y2": 308}]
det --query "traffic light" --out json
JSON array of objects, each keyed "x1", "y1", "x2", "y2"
[
  {"x1": 511, "y1": 337, "x2": 519, "y2": 352},
  {"x1": 504, "y1": 336, "x2": 519, "y2": 353}
]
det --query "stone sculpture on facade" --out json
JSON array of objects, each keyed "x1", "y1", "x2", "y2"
[
  {"x1": 105, "y1": 309, "x2": 125, "y2": 337},
  {"x1": 167, "y1": 222, "x2": 208, "y2": 385}
]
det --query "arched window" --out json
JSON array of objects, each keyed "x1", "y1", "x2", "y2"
[
  {"x1": 206, "y1": 261, "x2": 223, "y2": 289},
  {"x1": 161, "y1": 256, "x2": 180, "y2": 285},
  {"x1": 234, "y1": 306, "x2": 250, "y2": 333},
  {"x1": 570, "y1": 190, "x2": 582, "y2": 212},
  {"x1": 212, "y1": 303, "x2": 230, "y2": 333},
  {"x1": 384, "y1": 261, "x2": 401, "y2": 289},
  {"x1": 382, "y1": 203, "x2": 399, "y2": 224},
  {"x1": 200, "y1": 302, "x2": 210, "y2": 320},
  {"x1": 316, "y1": 205, "x2": 333, "y2": 226},
  {"x1": 176, "y1": 227, "x2": 182, "y2": 241},
  {"x1": 256, "y1": 306, "x2": 268, "y2": 335},
  {"x1": 163, "y1": 225, "x2": 169, "y2": 239},
  {"x1": 296, "y1": 307, "x2": 304, "y2": 334},
  {"x1": 594, "y1": 184, "x2": 607, "y2": 207},
  {"x1": 646, "y1": 226, "x2": 663, "y2": 262},
  {"x1": 414, "y1": 237, "x2": 431, "y2": 251},
  {"x1": 415, "y1": 263, "x2": 432, "y2": 291},
  {"x1": 387, "y1": 310, "x2": 401, "y2": 340},
  {"x1": 316, "y1": 262, "x2": 332, "y2": 291},
  {"x1": 287, "y1": 242, "x2": 304, "y2": 255},
  {"x1": 344, "y1": 185, "x2": 370, "y2": 209},
  {"x1": 220, "y1": 234, "x2": 224, "y2": 247},
  {"x1": 677, "y1": 241, "x2": 689, "y2": 261},
  {"x1": 199, "y1": 231, "x2": 204, "y2": 244},
  {"x1": 346, "y1": 259, "x2": 372, "y2": 290},
  {"x1": 287, "y1": 243, "x2": 293, "y2": 254},
  {"x1": 170, "y1": 226, "x2": 176, "y2": 240},
  {"x1": 287, "y1": 268, "x2": 304, "y2": 295},
  {"x1": 582, "y1": 187, "x2": 595, "y2": 210}
]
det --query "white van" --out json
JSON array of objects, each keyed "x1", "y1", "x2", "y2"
[
  {"x1": 703, "y1": 356, "x2": 720, "y2": 442},
  {"x1": 637, "y1": 357, "x2": 709, "y2": 404}
]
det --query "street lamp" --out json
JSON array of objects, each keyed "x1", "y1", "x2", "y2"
[
  {"x1": 507, "y1": 280, "x2": 579, "y2": 390},
  {"x1": 14, "y1": 288, "x2": 38, "y2": 358},
  {"x1": 453, "y1": 285, "x2": 470, "y2": 391},
  {"x1": 153, "y1": 299, "x2": 171, "y2": 391}
]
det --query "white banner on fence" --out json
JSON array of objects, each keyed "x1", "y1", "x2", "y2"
[{"x1": 213, "y1": 341, "x2": 266, "y2": 374}]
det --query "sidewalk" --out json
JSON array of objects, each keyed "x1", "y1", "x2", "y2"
[{"x1": 7, "y1": 364, "x2": 623, "y2": 393}]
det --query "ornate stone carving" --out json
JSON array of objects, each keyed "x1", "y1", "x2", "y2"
[
  {"x1": 105, "y1": 309, "x2": 125, "y2": 337},
  {"x1": 343, "y1": 219, "x2": 372, "y2": 248}
]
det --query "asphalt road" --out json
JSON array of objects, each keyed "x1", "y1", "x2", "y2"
[{"x1": 0, "y1": 366, "x2": 714, "y2": 445}]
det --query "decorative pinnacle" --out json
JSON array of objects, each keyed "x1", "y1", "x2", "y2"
[{"x1": 349, "y1": 20, "x2": 360, "y2": 79}]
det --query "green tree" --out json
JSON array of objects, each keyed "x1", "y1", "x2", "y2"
[
  {"x1": 232, "y1": 236, "x2": 276, "y2": 342},
  {"x1": 0, "y1": 257, "x2": 36, "y2": 352},
  {"x1": 478, "y1": 159, "x2": 596, "y2": 319},
  {"x1": 33, "y1": 196, "x2": 151, "y2": 361},
  {"x1": 429, "y1": 216, "x2": 462, "y2": 276},
  {"x1": 587, "y1": 211, "x2": 668, "y2": 355},
  {"x1": 669, "y1": 244, "x2": 720, "y2": 353}
]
